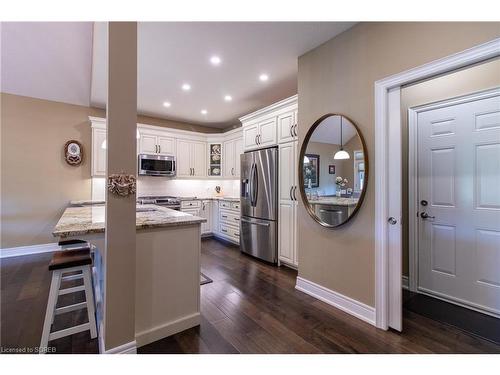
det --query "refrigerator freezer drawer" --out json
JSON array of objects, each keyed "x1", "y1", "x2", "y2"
[{"x1": 240, "y1": 216, "x2": 277, "y2": 264}]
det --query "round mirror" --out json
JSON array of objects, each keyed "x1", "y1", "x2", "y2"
[{"x1": 299, "y1": 114, "x2": 368, "y2": 228}]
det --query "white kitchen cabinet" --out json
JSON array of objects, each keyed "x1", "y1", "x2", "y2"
[
  {"x1": 243, "y1": 123, "x2": 259, "y2": 150},
  {"x1": 278, "y1": 110, "x2": 298, "y2": 144},
  {"x1": 258, "y1": 118, "x2": 278, "y2": 147},
  {"x1": 176, "y1": 139, "x2": 206, "y2": 177},
  {"x1": 199, "y1": 200, "x2": 212, "y2": 235},
  {"x1": 92, "y1": 128, "x2": 107, "y2": 176},
  {"x1": 278, "y1": 140, "x2": 299, "y2": 267},
  {"x1": 139, "y1": 132, "x2": 175, "y2": 155},
  {"x1": 213, "y1": 200, "x2": 240, "y2": 245},
  {"x1": 242, "y1": 119, "x2": 277, "y2": 151},
  {"x1": 223, "y1": 137, "x2": 244, "y2": 178}
]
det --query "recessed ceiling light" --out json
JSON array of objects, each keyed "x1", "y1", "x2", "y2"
[
  {"x1": 259, "y1": 74, "x2": 269, "y2": 82},
  {"x1": 182, "y1": 83, "x2": 191, "y2": 91},
  {"x1": 224, "y1": 95, "x2": 232, "y2": 102},
  {"x1": 201, "y1": 109, "x2": 208, "y2": 115},
  {"x1": 163, "y1": 101, "x2": 171, "y2": 107},
  {"x1": 210, "y1": 55, "x2": 221, "y2": 65}
]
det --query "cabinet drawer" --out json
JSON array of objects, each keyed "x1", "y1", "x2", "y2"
[
  {"x1": 181, "y1": 200, "x2": 201, "y2": 209},
  {"x1": 230, "y1": 201, "x2": 240, "y2": 210},
  {"x1": 219, "y1": 223, "x2": 240, "y2": 241},
  {"x1": 219, "y1": 209, "x2": 240, "y2": 226},
  {"x1": 219, "y1": 200, "x2": 232, "y2": 209}
]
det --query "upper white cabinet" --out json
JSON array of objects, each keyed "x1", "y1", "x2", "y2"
[
  {"x1": 277, "y1": 110, "x2": 298, "y2": 143},
  {"x1": 176, "y1": 139, "x2": 207, "y2": 177},
  {"x1": 243, "y1": 123, "x2": 259, "y2": 150},
  {"x1": 91, "y1": 127, "x2": 107, "y2": 177},
  {"x1": 240, "y1": 95, "x2": 297, "y2": 151},
  {"x1": 223, "y1": 137, "x2": 244, "y2": 178},
  {"x1": 139, "y1": 132, "x2": 175, "y2": 155},
  {"x1": 89, "y1": 117, "x2": 243, "y2": 180}
]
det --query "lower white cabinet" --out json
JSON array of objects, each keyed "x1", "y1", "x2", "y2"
[
  {"x1": 181, "y1": 199, "x2": 240, "y2": 244},
  {"x1": 279, "y1": 201, "x2": 297, "y2": 265},
  {"x1": 199, "y1": 200, "x2": 212, "y2": 235}
]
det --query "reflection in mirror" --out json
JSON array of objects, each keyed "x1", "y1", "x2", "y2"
[{"x1": 301, "y1": 115, "x2": 367, "y2": 227}]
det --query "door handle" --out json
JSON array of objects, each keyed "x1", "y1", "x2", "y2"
[
  {"x1": 420, "y1": 212, "x2": 435, "y2": 220},
  {"x1": 388, "y1": 217, "x2": 397, "y2": 225},
  {"x1": 241, "y1": 217, "x2": 270, "y2": 226}
]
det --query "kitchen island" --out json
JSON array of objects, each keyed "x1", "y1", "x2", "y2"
[{"x1": 53, "y1": 204, "x2": 206, "y2": 351}]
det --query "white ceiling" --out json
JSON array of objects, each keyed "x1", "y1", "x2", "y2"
[
  {"x1": 91, "y1": 22, "x2": 355, "y2": 128},
  {"x1": 1, "y1": 22, "x2": 93, "y2": 106},
  {"x1": 1, "y1": 22, "x2": 355, "y2": 129},
  {"x1": 310, "y1": 115, "x2": 357, "y2": 145}
]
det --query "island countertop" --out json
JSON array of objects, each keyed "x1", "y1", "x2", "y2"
[{"x1": 53, "y1": 204, "x2": 206, "y2": 238}]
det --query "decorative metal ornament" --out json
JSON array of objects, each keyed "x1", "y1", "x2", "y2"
[
  {"x1": 107, "y1": 174, "x2": 137, "y2": 197},
  {"x1": 64, "y1": 140, "x2": 83, "y2": 166}
]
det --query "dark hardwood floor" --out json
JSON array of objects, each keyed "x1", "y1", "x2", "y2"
[{"x1": 2, "y1": 238, "x2": 499, "y2": 354}]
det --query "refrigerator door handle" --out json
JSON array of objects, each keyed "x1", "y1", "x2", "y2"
[
  {"x1": 241, "y1": 217, "x2": 270, "y2": 226},
  {"x1": 249, "y1": 163, "x2": 255, "y2": 206},
  {"x1": 252, "y1": 163, "x2": 258, "y2": 206}
]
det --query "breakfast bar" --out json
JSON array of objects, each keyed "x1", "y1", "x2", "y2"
[{"x1": 52, "y1": 204, "x2": 206, "y2": 350}]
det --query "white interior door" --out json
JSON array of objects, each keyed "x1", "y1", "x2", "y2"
[{"x1": 416, "y1": 89, "x2": 500, "y2": 317}]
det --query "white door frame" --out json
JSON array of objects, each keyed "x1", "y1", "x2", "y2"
[
  {"x1": 374, "y1": 38, "x2": 500, "y2": 330},
  {"x1": 408, "y1": 88, "x2": 500, "y2": 295}
]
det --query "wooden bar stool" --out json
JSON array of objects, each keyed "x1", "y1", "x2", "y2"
[{"x1": 39, "y1": 248, "x2": 97, "y2": 353}]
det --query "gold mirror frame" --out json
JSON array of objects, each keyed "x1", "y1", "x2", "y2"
[{"x1": 298, "y1": 114, "x2": 369, "y2": 228}]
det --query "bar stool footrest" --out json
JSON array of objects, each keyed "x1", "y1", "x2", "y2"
[
  {"x1": 55, "y1": 301, "x2": 87, "y2": 315},
  {"x1": 48, "y1": 323, "x2": 90, "y2": 341}
]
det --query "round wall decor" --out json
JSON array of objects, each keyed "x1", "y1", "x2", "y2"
[{"x1": 64, "y1": 140, "x2": 83, "y2": 166}]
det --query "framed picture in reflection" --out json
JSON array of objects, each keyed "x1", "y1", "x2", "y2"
[{"x1": 303, "y1": 154, "x2": 319, "y2": 188}]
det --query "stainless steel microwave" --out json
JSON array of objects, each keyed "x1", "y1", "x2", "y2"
[{"x1": 138, "y1": 154, "x2": 176, "y2": 177}]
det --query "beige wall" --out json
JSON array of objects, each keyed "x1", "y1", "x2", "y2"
[
  {"x1": 401, "y1": 57, "x2": 500, "y2": 276},
  {"x1": 297, "y1": 22, "x2": 500, "y2": 306},
  {"x1": 0, "y1": 93, "x2": 224, "y2": 248}
]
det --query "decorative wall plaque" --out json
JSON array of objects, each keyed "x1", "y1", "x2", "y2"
[
  {"x1": 64, "y1": 140, "x2": 83, "y2": 166},
  {"x1": 107, "y1": 174, "x2": 137, "y2": 197}
]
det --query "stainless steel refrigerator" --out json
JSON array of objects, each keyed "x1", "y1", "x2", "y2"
[{"x1": 240, "y1": 147, "x2": 278, "y2": 264}]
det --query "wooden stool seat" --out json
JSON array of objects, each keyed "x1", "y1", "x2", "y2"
[{"x1": 49, "y1": 249, "x2": 91, "y2": 270}]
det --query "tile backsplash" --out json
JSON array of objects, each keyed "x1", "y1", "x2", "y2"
[{"x1": 92, "y1": 177, "x2": 240, "y2": 201}]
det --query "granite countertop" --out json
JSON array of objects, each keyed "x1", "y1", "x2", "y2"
[
  {"x1": 179, "y1": 196, "x2": 240, "y2": 202},
  {"x1": 70, "y1": 199, "x2": 105, "y2": 206},
  {"x1": 53, "y1": 204, "x2": 206, "y2": 238},
  {"x1": 307, "y1": 197, "x2": 359, "y2": 206}
]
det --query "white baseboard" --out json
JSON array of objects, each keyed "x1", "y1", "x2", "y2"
[
  {"x1": 295, "y1": 276, "x2": 376, "y2": 326},
  {"x1": 103, "y1": 340, "x2": 137, "y2": 354},
  {"x1": 402, "y1": 276, "x2": 409, "y2": 290},
  {"x1": 135, "y1": 312, "x2": 201, "y2": 348},
  {"x1": 0, "y1": 243, "x2": 60, "y2": 258}
]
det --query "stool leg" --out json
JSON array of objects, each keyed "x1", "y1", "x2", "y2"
[
  {"x1": 83, "y1": 267, "x2": 97, "y2": 339},
  {"x1": 40, "y1": 270, "x2": 62, "y2": 353}
]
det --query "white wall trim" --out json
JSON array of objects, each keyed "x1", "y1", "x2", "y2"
[
  {"x1": 374, "y1": 37, "x2": 500, "y2": 330},
  {"x1": 103, "y1": 340, "x2": 137, "y2": 354},
  {"x1": 295, "y1": 277, "x2": 375, "y2": 326},
  {"x1": 0, "y1": 243, "x2": 60, "y2": 258},
  {"x1": 89, "y1": 116, "x2": 242, "y2": 139},
  {"x1": 135, "y1": 312, "x2": 201, "y2": 348},
  {"x1": 238, "y1": 94, "x2": 298, "y2": 123}
]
